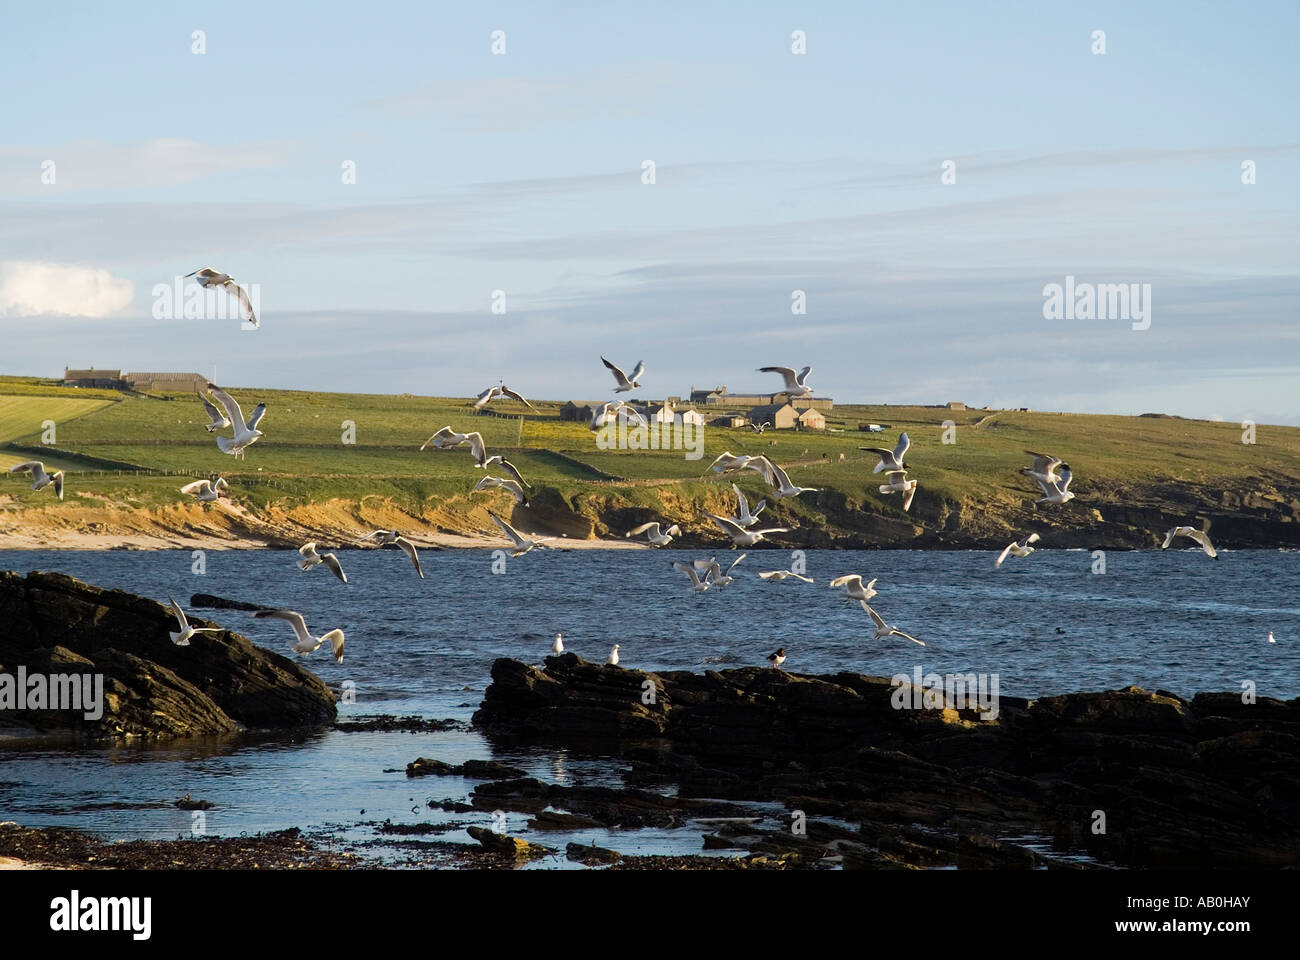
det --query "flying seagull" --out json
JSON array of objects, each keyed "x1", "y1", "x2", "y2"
[
  {"x1": 483, "y1": 455, "x2": 530, "y2": 488},
  {"x1": 253, "y1": 609, "x2": 345, "y2": 662},
  {"x1": 749, "y1": 455, "x2": 818, "y2": 499},
  {"x1": 862, "y1": 604, "x2": 925, "y2": 646},
  {"x1": 1030, "y1": 465, "x2": 1075, "y2": 505},
  {"x1": 706, "y1": 451, "x2": 765, "y2": 476},
  {"x1": 298, "y1": 542, "x2": 348, "y2": 582},
  {"x1": 356, "y1": 530, "x2": 424, "y2": 578},
  {"x1": 183, "y1": 267, "x2": 258, "y2": 327},
  {"x1": 861, "y1": 433, "x2": 910, "y2": 474},
  {"x1": 767, "y1": 648, "x2": 787, "y2": 669},
  {"x1": 698, "y1": 553, "x2": 746, "y2": 587},
  {"x1": 199, "y1": 393, "x2": 232, "y2": 432},
  {"x1": 749, "y1": 421, "x2": 772, "y2": 434},
  {"x1": 707, "y1": 513, "x2": 791, "y2": 548},
  {"x1": 672, "y1": 561, "x2": 713, "y2": 594},
  {"x1": 473, "y1": 383, "x2": 535, "y2": 410},
  {"x1": 626, "y1": 521, "x2": 682, "y2": 547},
  {"x1": 180, "y1": 477, "x2": 228, "y2": 503},
  {"x1": 166, "y1": 596, "x2": 221, "y2": 646},
  {"x1": 488, "y1": 510, "x2": 552, "y2": 556},
  {"x1": 474, "y1": 474, "x2": 529, "y2": 507},
  {"x1": 601, "y1": 356, "x2": 644, "y2": 393},
  {"x1": 829, "y1": 574, "x2": 878, "y2": 603},
  {"x1": 1161, "y1": 526, "x2": 1218, "y2": 559},
  {"x1": 995, "y1": 533, "x2": 1042, "y2": 568},
  {"x1": 589, "y1": 400, "x2": 647, "y2": 431},
  {"x1": 8, "y1": 460, "x2": 64, "y2": 500},
  {"x1": 757, "y1": 365, "x2": 813, "y2": 396},
  {"x1": 206, "y1": 383, "x2": 265, "y2": 460},
  {"x1": 878, "y1": 469, "x2": 917, "y2": 511},
  {"x1": 730, "y1": 483, "x2": 767, "y2": 528},
  {"x1": 758, "y1": 569, "x2": 814, "y2": 583},
  {"x1": 1021, "y1": 451, "x2": 1066, "y2": 488},
  {"x1": 421, "y1": 426, "x2": 488, "y2": 467},
  {"x1": 607, "y1": 644, "x2": 621, "y2": 666}
]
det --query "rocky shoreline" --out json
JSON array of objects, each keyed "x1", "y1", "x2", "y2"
[{"x1": 471, "y1": 654, "x2": 1300, "y2": 869}]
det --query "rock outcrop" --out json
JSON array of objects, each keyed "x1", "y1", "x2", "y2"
[
  {"x1": 0, "y1": 571, "x2": 336, "y2": 739},
  {"x1": 473, "y1": 654, "x2": 1300, "y2": 868}
]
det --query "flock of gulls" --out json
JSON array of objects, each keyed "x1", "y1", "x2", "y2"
[{"x1": 9, "y1": 345, "x2": 1239, "y2": 669}]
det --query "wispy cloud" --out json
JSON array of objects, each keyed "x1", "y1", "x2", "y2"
[{"x1": 0, "y1": 138, "x2": 296, "y2": 195}]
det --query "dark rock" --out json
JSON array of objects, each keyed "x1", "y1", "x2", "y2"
[
  {"x1": 465, "y1": 826, "x2": 552, "y2": 858},
  {"x1": 406, "y1": 757, "x2": 526, "y2": 779},
  {"x1": 566, "y1": 842, "x2": 622, "y2": 865},
  {"x1": 189, "y1": 594, "x2": 271, "y2": 612},
  {"x1": 472, "y1": 656, "x2": 1300, "y2": 869},
  {"x1": 0, "y1": 571, "x2": 336, "y2": 739}
]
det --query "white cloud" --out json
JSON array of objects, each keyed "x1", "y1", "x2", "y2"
[{"x1": 0, "y1": 261, "x2": 133, "y2": 317}]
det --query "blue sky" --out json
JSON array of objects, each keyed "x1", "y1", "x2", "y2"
[{"x1": 1, "y1": 1, "x2": 1297, "y2": 422}]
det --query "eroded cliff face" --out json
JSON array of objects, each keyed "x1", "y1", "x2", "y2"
[{"x1": 0, "y1": 571, "x2": 336, "y2": 739}]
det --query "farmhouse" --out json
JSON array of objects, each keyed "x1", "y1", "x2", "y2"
[
  {"x1": 560, "y1": 401, "x2": 608, "y2": 423},
  {"x1": 690, "y1": 385, "x2": 833, "y2": 411},
  {"x1": 63, "y1": 367, "x2": 125, "y2": 389},
  {"x1": 124, "y1": 371, "x2": 207, "y2": 393},
  {"x1": 746, "y1": 402, "x2": 826, "y2": 430}
]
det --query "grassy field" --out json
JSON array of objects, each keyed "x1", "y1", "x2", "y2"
[{"x1": 2, "y1": 378, "x2": 1298, "y2": 546}]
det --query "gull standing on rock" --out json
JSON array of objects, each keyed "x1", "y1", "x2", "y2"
[
  {"x1": 180, "y1": 477, "x2": 228, "y2": 503},
  {"x1": 8, "y1": 460, "x2": 64, "y2": 500},
  {"x1": 254, "y1": 609, "x2": 345, "y2": 662},
  {"x1": 356, "y1": 530, "x2": 424, "y2": 578},
  {"x1": 183, "y1": 267, "x2": 258, "y2": 327},
  {"x1": 298, "y1": 542, "x2": 348, "y2": 582},
  {"x1": 995, "y1": 533, "x2": 1042, "y2": 569},
  {"x1": 167, "y1": 597, "x2": 221, "y2": 646},
  {"x1": 626, "y1": 521, "x2": 681, "y2": 547},
  {"x1": 488, "y1": 510, "x2": 552, "y2": 557},
  {"x1": 861, "y1": 433, "x2": 910, "y2": 474},
  {"x1": 206, "y1": 384, "x2": 265, "y2": 460},
  {"x1": 1161, "y1": 526, "x2": 1218, "y2": 559},
  {"x1": 601, "y1": 357, "x2": 644, "y2": 393},
  {"x1": 829, "y1": 574, "x2": 878, "y2": 603},
  {"x1": 421, "y1": 426, "x2": 488, "y2": 467},
  {"x1": 553, "y1": 633, "x2": 564, "y2": 654},
  {"x1": 757, "y1": 365, "x2": 813, "y2": 397},
  {"x1": 862, "y1": 604, "x2": 925, "y2": 646},
  {"x1": 607, "y1": 644, "x2": 621, "y2": 666}
]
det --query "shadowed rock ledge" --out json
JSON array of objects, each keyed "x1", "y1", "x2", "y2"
[
  {"x1": 0, "y1": 571, "x2": 336, "y2": 739},
  {"x1": 473, "y1": 653, "x2": 1300, "y2": 868}
]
